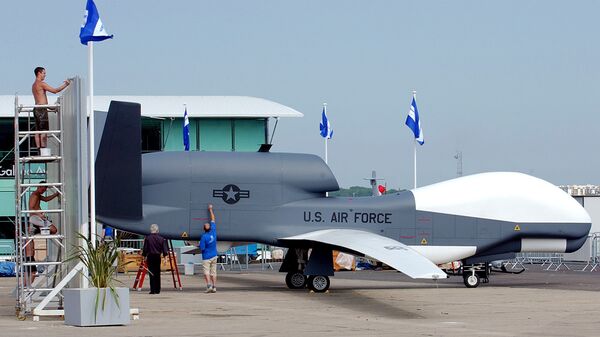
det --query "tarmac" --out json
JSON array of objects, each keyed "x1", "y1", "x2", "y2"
[{"x1": 1, "y1": 263, "x2": 600, "y2": 337}]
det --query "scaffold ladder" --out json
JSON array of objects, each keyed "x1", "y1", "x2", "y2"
[{"x1": 14, "y1": 95, "x2": 67, "y2": 320}]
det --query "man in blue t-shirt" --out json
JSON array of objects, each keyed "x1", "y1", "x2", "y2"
[
  {"x1": 200, "y1": 204, "x2": 218, "y2": 293},
  {"x1": 102, "y1": 225, "x2": 114, "y2": 241}
]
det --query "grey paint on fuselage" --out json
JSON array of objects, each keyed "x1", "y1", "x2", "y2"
[{"x1": 100, "y1": 151, "x2": 590, "y2": 258}]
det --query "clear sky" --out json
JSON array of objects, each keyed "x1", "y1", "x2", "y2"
[{"x1": 1, "y1": 1, "x2": 599, "y2": 189}]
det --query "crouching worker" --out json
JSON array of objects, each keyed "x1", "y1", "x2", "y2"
[
  {"x1": 29, "y1": 183, "x2": 59, "y2": 235},
  {"x1": 142, "y1": 224, "x2": 168, "y2": 295},
  {"x1": 200, "y1": 204, "x2": 218, "y2": 293}
]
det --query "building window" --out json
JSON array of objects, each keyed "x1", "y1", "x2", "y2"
[
  {"x1": 199, "y1": 119, "x2": 233, "y2": 151},
  {"x1": 233, "y1": 119, "x2": 267, "y2": 152},
  {"x1": 141, "y1": 118, "x2": 162, "y2": 153},
  {"x1": 0, "y1": 118, "x2": 30, "y2": 177},
  {"x1": 158, "y1": 117, "x2": 268, "y2": 152},
  {"x1": 0, "y1": 217, "x2": 15, "y2": 240},
  {"x1": 197, "y1": 118, "x2": 267, "y2": 152}
]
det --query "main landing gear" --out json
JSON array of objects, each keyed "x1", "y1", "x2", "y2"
[
  {"x1": 285, "y1": 272, "x2": 331, "y2": 292},
  {"x1": 281, "y1": 247, "x2": 333, "y2": 293},
  {"x1": 285, "y1": 272, "x2": 307, "y2": 289},
  {"x1": 306, "y1": 275, "x2": 330, "y2": 293}
]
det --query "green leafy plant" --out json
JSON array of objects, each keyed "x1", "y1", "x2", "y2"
[{"x1": 68, "y1": 232, "x2": 129, "y2": 320}]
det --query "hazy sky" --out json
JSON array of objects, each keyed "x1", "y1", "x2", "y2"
[{"x1": 2, "y1": 1, "x2": 599, "y2": 189}]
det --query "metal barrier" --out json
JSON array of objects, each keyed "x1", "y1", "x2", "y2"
[
  {"x1": 509, "y1": 252, "x2": 567, "y2": 270},
  {"x1": 120, "y1": 240, "x2": 284, "y2": 273},
  {"x1": 217, "y1": 246, "x2": 249, "y2": 271},
  {"x1": 510, "y1": 233, "x2": 600, "y2": 272},
  {"x1": 577, "y1": 233, "x2": 600, "y2": 272},
  {"x1": 119, "y1": 239, "x2": 144, "y2": 250}
]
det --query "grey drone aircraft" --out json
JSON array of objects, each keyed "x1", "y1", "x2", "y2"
[{"x1": 95, "y1": 101, "x2": 591, "y2": 292}]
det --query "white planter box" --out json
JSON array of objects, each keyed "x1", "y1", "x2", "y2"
[{"x1": 64, "y1": 287, "x2": 130, "y2": 326}]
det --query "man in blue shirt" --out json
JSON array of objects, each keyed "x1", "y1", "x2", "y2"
[
  {"x1": 102, "y1": 225, "x2": 114, "y2": 241},
  {"x1": 200, "y1": 204, "x2": 218, "y2": 293}
]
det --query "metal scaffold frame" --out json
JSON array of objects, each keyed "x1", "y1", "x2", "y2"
[{"x1": 14, "y1": 96, "x2": 67, "y2": 319}]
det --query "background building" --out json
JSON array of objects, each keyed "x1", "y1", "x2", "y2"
[{"x1": 560, "y1": 185, "x2": 600, "y2": 234}]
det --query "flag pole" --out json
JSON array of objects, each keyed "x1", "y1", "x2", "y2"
[
  {"x1": 89, "y1": 41, "x2": 96, "y2": 247},
  {"x1": 413, "y1": 139, "x2": 417, "y2": 189},
  {"x1": 81, "y1": 41, "x2": 95, "y2": 289},
  {"x1": 324, "y1": 102, "x2": 328, "y2": 165},
  {"x1": 412, "y1": 90, "x2": 417, "y2": 189},
  {"x1": 324, "y1": 102, "x2": 328, "y2": 197}
]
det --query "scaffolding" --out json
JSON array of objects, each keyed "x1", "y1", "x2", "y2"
[{"x1": 13, "y1": 96, "x2": 66, "y2": 319}]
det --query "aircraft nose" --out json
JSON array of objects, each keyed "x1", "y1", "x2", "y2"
[
  {"x1": 565, "y1": 222, "x2": 592, "y2": 253},
  {"x1": 558, "y1": 196, "x2": 592, "y2": 239}
]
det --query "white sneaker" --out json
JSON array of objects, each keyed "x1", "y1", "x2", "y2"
[
  {"x1": 210, "y1": 287, "x2": 217, "y2": 293},
  {"x1": 205, "y1": 286, "x2": 213, "y2": 293}
]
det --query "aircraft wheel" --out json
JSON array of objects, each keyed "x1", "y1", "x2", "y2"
[
  {"x1": 285, "y1": 272, "x2": 307, "y2": 289},
  {"x1": 463, "y1": 273, "x2": 480, "y2": 288},
  {"x1": 307, "y1": 275, "x2": 330, "y2": 293}
]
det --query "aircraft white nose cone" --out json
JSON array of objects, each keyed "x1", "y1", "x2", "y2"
[{"x1": 411, "y1": 172, "x2": 591, "y2": 224}]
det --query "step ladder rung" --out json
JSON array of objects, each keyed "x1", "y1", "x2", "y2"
[
  {"x1": 20, "y1": 234, "x2": 65, "y2": 240},
  {"x1": 19, "y1": 130, "x2": 62, "y2": 135},
  {"x1": 22, "y1": 261, "x2": 63, "y2": 266},
  {"x1": 18, "y1": 104, "x2": 60, "y2": 110},
  {"x1": 20, "y1": 209, "x2": 64, "y2": 214},
  {"x1": 20, "y1": 183, "x2": 62, "y2": 188},
  {"x1": 18, "y1": 156, "x2": 62, "y2": 162},
  {"x1": 24, "y1": 288, "x2": 62, "y2": 293}
]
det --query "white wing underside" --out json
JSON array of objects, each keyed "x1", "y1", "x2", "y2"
[{"x1": 282, "y1": 229, "x2": 447, "y2": 279}]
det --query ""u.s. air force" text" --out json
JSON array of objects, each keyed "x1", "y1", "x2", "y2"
[{"x1": 303, "y1": 211, "x2": 392, "y2": 224}]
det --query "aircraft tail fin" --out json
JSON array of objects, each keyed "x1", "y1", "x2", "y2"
[{"x1": 95, "y1": 101, "x2": 143, "y2": 220}]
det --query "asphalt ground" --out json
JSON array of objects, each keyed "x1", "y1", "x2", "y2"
[{"x1": 1, "y1": 263, "x2": 599, "y2": 337}]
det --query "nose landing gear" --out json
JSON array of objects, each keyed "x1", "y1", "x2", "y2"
[
  {"x1": 462, "y1": 263, "x2": 489, "y2": 288},
  {"x1": 463, "y1": 271, "x2": 481, "y2": 288}
]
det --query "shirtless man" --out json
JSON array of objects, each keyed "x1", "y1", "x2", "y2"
[
  {"x1": 25, "y1": 183, "x2": 59, "y2": 284},
  {"x1": 31, "y1": 67, "x2": 70, "y2": 148},
  {"x1": 28, "y1": 182, "x2": 59, "y2": 235}
]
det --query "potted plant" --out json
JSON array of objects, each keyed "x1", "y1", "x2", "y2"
[{"x1": 63, "y1": 233, "x2": 130, "y2": 326}]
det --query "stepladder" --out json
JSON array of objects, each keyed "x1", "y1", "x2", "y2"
[{"x1": 132, "y1": 240, "x2": 182, "y2": 291}]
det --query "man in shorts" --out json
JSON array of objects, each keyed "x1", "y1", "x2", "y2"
[
  {"x1": 31, "y1": 67, "x2": 70, "y2": 149},
  {"x1": 199, "y1": 204, "x2": 218, "y2": 293},
  {"x1": 28, "y1": 182, "x2": 59, "y2": 235}
]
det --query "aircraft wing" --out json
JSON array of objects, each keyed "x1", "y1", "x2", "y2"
[{"x1": 281, "y1": 229, "x2": 447, "y2": 279}]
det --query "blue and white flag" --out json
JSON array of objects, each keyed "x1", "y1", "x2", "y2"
[
  {"x1": 405, "y1": 95, "x2": 424, "y2": 145},
  {"x1": 80, "y1": 0, "x2": 113, "y2": 45},
  {"x1": 319, "y1": 107, "x2": 333, "y2": 139},
  {"x1": 183, "y1": 108, "x2": 190, "y2": 151}
]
